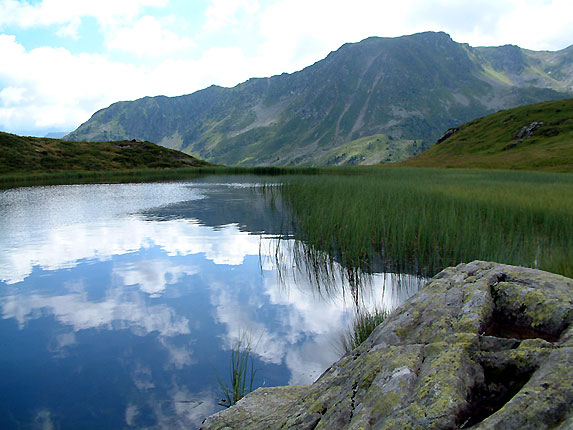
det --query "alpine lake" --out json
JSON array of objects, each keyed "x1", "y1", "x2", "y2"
[{"x1": 0, "y1": 176, "x2": 422, "y2": 429}]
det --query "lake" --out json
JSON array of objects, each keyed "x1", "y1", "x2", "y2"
[{"x1": 0, "y1": 177, "x2": 421, "y2": 429}]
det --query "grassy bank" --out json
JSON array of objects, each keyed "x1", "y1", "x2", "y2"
[
  {"x1": 0, "y1": 165, "x2": 320, "y2": 189},
  {"x1": 275, "y1": 167, "x2": 573, "y2": 279}
]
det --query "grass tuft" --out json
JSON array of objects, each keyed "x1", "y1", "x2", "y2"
[
  {"x1": 340, "y1": 307, "x2": 388, "y2": 353},
  {"x1": 214, "y1": 335, "x2": 258, "y2": 408}
]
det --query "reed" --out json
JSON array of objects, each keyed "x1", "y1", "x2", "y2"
[
  {"x1": 340, "y1": 307, "x2": 389, "y2": 353},
  {"x1": 274, "y1": 167, "x2": 573, "y2": 279},
  {"x1": 215, "y1": 336, "x2": 258, "y2": 408},
  {"x1": 0, "y1": 165, "x2": 321, "y2": 189}
]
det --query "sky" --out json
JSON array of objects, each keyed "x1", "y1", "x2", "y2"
[{"x1": 0, "y1": 0, "x2": 572, "y2": 137}]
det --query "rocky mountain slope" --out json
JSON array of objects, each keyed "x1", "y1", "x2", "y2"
[
  {"x1": 401, "y1": 98, "x2": 573, "y2": 171},
  {"x1": 65, "y1": 32, "x2": 573, "y2": 166}
]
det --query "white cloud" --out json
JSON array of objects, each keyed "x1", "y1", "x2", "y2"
[
  {"x1": 114, "y1": 260, "x2": 199, "y2": 296},
  {"x1": 0, "y1": 34, "x2": 263, "y2": 133},
  {"x1": 159, "y1": 337, "x2": 196, "y2": 369},
  {"x1": 56, "y1": 16, "x2": 81, "y2": 39},
  {"x1": 0, "y1": 182, "x2": 266, "y2": 284},
  {"x1": 1, "y1": 0, "x2": 572, "y2": 135},
  {"x1": 253, "y1": 0, "x2": 573, "y2": 79},
  {"x1": 0, "y1": 0, "x2": 168, "y2": 29},
  {"x1": 1, "y1": 281, "x2": 191, "y2": 336},
  {"x1": 148, "y1": 45, "x2": 256, "y2": 94},
  {"x1": 106, "y1": 15, "x2": 195, "y2": 56},
  {"x1": 255, "y1": 0, "x2": 416, "y2": 75},
  {"x1": 0, "y1": 34, "x2": 149, "y2": 132},
  {"x1": 0, "y1": 217, "x2": 261, "y2": 284},
  {"x1": 204, "y1": 0, "x2": 260, "y2": 31},
  {"x1": 494, "y1": 0, "x2": 573, "y2": 50},
  {"x1": 0, "y1": 86, "x2": 28, "y2": 106}
]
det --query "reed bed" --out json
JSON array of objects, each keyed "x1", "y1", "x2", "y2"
[
  {"x1": 0, "y1": 165, "x2": 320, "y2": 189},
  {"x1": 274, "y1": 167, "x2": 573, "y2": 279}
]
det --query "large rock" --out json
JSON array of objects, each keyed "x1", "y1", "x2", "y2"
[{"x1": 200, "y1": 261, "x2": 573, "y2": 430}]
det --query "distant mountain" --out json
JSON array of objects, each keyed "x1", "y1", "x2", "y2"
[
  {"x1": 400, "y1": 98, "x2": 573, "y2": 172},
  {"x1": 65, "y1": 32, "x2": 573, "y2": 166},
  {"x1": 0, "y1": 132, "x2": 210, "y2": 175},
  {"x1": 45, "y1": 131, "x2": 69, "y2": 139}
]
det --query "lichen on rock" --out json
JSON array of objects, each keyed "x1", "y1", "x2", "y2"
[{"x1": 200, "y1": 261, "x2": 573, "y2": 430}]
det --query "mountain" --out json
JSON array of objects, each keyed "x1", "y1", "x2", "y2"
[
  {"x1": 0, "y1": 132, "x2": 210, "y2": 175},
  {"x1": 65, "y1": 32, "x2": 573, "y2": 166},
  {"x1": 399, "y1": 98, "x2": 573, "y2": 171},
  {"x1": 45, "y1": 131, "x2": 69, "y2": 139}
]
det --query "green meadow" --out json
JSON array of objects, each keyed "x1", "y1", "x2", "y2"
[{"x1": 273, "y1": 167, "x2": 573, "y2": 280}]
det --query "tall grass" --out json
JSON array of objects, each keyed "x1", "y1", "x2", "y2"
[
  {"x1": 274, "y1": 167, "x2": 573, "y2": 279},
  {"x1": 214, "y1": 336, "x2": 258, "y2": 408},
  {"x1": 340, "y1": 307, "x2": 389, "y2": 353},
  {"x1": 0, "y1": 165, "x2": 321, "y2": 189}
]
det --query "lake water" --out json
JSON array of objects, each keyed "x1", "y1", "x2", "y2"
[{"x1": 0, "y1": 177, "x2": 421, "y2": 429}]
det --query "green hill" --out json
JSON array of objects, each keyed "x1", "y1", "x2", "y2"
[
  {"x1": 0, "y1": 132, "x2": 211, "y2": 175},
  {"x1": 400, "y1": 99, "x2": 573, "y2": 171},
  {"x1": 65, "y1": 32, "x2": 573, "y2": 166}
]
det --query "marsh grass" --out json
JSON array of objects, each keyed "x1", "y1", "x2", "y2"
[
  {"x1": 273, "y1": 167, "x2": 573, "y2": 279},
  {"x1": 214, "y1": 336, "x2": 258, "y2": 408},
  {"x1": 340, "y1": 307, "x2": 389, "y2": 353},
  {"x1": 0, "y1": 165, "x2": 320, "y2": 189}
]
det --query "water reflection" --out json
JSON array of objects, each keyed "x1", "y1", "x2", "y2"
[{"x1": 0, "y1": 178, "x2": 423, "y2": 429}]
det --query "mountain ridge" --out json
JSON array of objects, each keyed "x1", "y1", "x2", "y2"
[{"x1": 65, "y1": 31, "x2": 573, "y2": 166}]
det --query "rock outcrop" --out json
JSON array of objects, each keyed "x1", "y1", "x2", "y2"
[
  {"x1": 200, "y1": 261, "x2": 573, "y2": 430},
  {"x1": 514, "y1": 121, "x2": 545, "y2": 140}
]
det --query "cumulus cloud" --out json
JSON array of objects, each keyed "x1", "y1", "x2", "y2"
[
  {"x1": 106, "y1": 15, "x2": 195, "y2": 56},
  {"x1": 494, "y1": 0, "x2": 573, "y2": 50},
  {"x1": 1, "y1": 281, "x2": 191, "y2": 336},
  {"x1": 1, "y1": 0, "x2": 571, "y2": 135},
  {"x1": 204, "y1": 0, "x2": 260, "y2": 31},
  {"x1": 0, "y1": 0, "x2": 168, "y2": 28},
  {"x1": 0, "y1": 34, "x2": 148, "y2": 132},
  {"x1": 0, "y1": 34, "x2": 263, "y2": 134},
  {"x1": 0, "y1": 181, "x2": 273, "y2": 285},
  {"x1": 0, "y1": 216, "x2": 262, "y2": 284},
  {"x1": 114, "y1": 260, "x2": 200, "y2": 296},
  {"x1": 255, "y1": 0, "x2": 412, "y2": 74},
  {"x1": 55, "y1": 16, "x2": 82, "y2": 39}
]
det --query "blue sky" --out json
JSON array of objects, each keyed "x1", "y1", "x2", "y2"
[{"x1": 0, "y1": 0, "x2": 572, "y2": 137}]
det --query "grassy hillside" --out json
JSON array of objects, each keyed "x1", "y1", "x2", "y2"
[
  {"x1": 306, "y1": 134, "x2": 428, "y2": 166},
  {"x1": 0, "y1": 131, "x2": 211, "y2": 175},
  {"x1": 401, "y1": 99, "x2": 573, "y2": 171}
]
